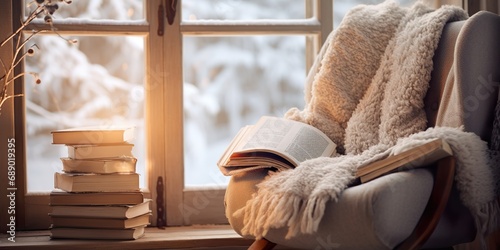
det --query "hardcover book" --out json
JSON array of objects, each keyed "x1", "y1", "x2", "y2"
[
  {"x1": 356, "y1": 138, "x2": 453, "y2": 183},
  {"x1": 51, "y1": 126, "x2": 134, "y2": 145},
  {"x1": 67, "y1": 144, "x2": 134, "y2": 160},
  {"x1": 50, "y1": 226, "x2": 146, "y2": 240},
  {"x1": 50, "y1": 213, "x2": 151, "y2": 229},
  {"x1": 50, "y1": 200, "x2": 150, "y2": 219},
  {"x1": 54, "y1": 172, "x2": 140, "y2": 192},
  {"x1": 50, "y1": 189, "x2": 144, "y2": 206},
  {"x1": 60, "y1": 157, "x2": 137, "y2": 174}
]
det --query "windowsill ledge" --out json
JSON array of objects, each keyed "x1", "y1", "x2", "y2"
[{"x1": 0, "y1": 225, "x2": 254, "y2": 250}]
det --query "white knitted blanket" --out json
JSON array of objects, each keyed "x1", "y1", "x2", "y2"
[{"x1": 234, "y1": 1, "x2": 499, "y2": 242}]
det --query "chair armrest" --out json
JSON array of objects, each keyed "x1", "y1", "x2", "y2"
[{"x1": 395, "y1": 156, "x2": 456, "y2": 250}]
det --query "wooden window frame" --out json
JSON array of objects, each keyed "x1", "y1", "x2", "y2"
[{"x1": 0, "y1": 0, "x2": 335, "y2": 232}]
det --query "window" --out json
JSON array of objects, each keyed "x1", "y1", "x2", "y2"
[
  {"x1": 0, "y1": 0, "x2": 333, "y2": 230},
  {"x1": 0, "y1": 0, "x2": 464, "y2": 232},
  {"x1": 1, "y1": 0, "x2": 153, "y2": 230},
  {"x1": 170, "y1": 0, "x2": 334, "y2": 226}
]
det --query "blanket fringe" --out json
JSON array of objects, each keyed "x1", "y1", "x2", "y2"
[
  {"x1": 234, "y1": 192, "x2": 291, "y2": 239},
  {"x1": 234, "y1": 191, "x2": 330, "y2": 240},
  {"x1": 300, "y1": 196, "x2": 327, "y2": 236}
]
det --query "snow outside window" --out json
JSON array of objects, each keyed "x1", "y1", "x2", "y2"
[{"x1": 183, "y1": 35, "x2": 306, "y2": 187}]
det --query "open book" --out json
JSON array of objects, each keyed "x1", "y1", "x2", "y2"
[
  {"x1": 217, "y1": 116, "x2": 337, "y2": 175},
  {"x1": 218, "y1": 116, "x2": 454, "y2": 182}
]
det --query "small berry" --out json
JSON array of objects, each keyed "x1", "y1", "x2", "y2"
[
  {"x1": 46, "y1": 4, "x2": 59, "y2": 15},
  {"x1": 27, "y1": 48, "x2": 35, "y2": 56},
  {"x1": 44, "y1": 15, "x2": 53, "y2": 23}
]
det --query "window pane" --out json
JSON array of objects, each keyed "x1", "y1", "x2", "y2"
[
  {"x1": 24, "y1": 35, "x2": 146, "y2": 192},
  {"x1": 183, "y1": 36, "x2": 306, "y2": 187},
  {"x1": 25, "y1": 0, "x2": 144, "y2": 21},
  {"x1": 182, "y1": 0, "x2": 306, "y2": 20}
]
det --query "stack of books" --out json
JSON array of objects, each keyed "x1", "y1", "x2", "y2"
[{"x1": 49, "y1": 126, "x2": 150, "y2": 240}]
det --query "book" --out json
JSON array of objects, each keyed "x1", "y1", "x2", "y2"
[
  {"x1": 67, "y1": 144, "x2": 134, "y2": 160},
  {"x1": 60, "y1": 157, "x2": 137, "y2": 174},
  {"x1": 54, "y1": 172, "x2": 140, "y2": 192},
  {"x1": 356, "y1": 138, "x2": 453, "y2": 183},
  {"x1": 50, "y1": 213, "x2": 151, "y2": 229},
  {"x1": 218, "y1": 116, "x2": 453, "y2": 183},
  {"x1": 50, "y1": 200, "x2": 151, "y2": 219},
  {"x1": 50, "y1": 189, "x2": 144, "y2": 206},
  {"x1": 51, "y1": 126, "x2": 134, "y2": 145},
  {"x1": 217, "y1": 116, "x2": 336, "y2": 175},
  {"x1": 50, "y1": 226, "x2": 146, "y2": 240}
]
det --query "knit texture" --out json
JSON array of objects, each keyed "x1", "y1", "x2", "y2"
[
  {"x1": 234, "y1": 1, "x2": 499, "y2": 241},
  {"x1": 285, "y1": 1, "x2": 407, "y2": 154}
]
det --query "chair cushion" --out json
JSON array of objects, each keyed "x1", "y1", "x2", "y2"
[{"x1": 225, "y1": 169, "x2": 434, "y2": 249}]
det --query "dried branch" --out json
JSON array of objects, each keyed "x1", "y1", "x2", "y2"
[{"x1": 0, "y1": 0, "x2": 73, "y2": 114}]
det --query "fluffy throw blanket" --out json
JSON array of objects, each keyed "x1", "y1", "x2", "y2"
[{"x1": 234, "y1": 1, "x2": 500, "y2": 244}]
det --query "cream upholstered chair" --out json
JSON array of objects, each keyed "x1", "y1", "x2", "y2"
[{"x1": 224, "y1": 11, "x2": 500, "y2": 250}]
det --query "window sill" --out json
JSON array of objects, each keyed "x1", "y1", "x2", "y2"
[{"x1": 0, "y1": 225, "x2": 254, "y2": 250}]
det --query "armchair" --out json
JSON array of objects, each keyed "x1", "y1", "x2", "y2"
[{"x1": 224, "y1": 9, "x2": 500, "y2": 250}]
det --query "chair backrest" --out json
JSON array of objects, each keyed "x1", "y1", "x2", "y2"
[
  {"x1": 426, "y1": 11, "x2": 500, "y2": 143},
  {"x1": 423, "y1": 11, "x2": 500, "y2": 247}
]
